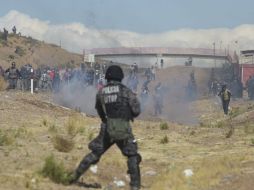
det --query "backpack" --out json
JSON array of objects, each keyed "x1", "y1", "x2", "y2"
[
  {"x1": 100, "y1": 85, "x2": 131, "y2": 141},
  {"x1": 106, "y1": 118, "x2": 131, "y2": 140}
]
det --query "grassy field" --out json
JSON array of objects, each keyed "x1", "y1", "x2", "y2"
[{"x1": 0, "y1": 91, "x2": 254, "y2": 190}]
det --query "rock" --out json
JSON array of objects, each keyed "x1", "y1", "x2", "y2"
[
  {"x1": 145, "y1": 170, "x2": 157, "y2": 176},
  {"x1": 90, "y1": 165, "x2": 98, "y2": 174},
  {"x1": 183, "y1": 169, "x2": 193, "y2": 177},
  {"x1": 113, "y1": 178, "x2": 125, "y2": 187}
]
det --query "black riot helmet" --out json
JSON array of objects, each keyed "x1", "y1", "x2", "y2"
[{"x1": 105, "y1": 65, "x2": 124, "y2": 82}]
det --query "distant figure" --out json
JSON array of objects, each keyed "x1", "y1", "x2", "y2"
[
  {"x1": 211, "y1": 79, "x2": 220, "y2": 96},
  {"x1": 218, "y1": 84, "x2": 231, "y2": 115},
  {"x1": 12, "y1": 26, "x2": 17, "y2": 34},
  {"x1": 154, "y1": 82, "x2": 163, "y2": 116},
  {"x1": 160, "y1": 59, "x2": 164, "y2": 69},
  {"x1": 133, "y1": 63, "x2": 138, "y2": 74},
  {"x1": 0, "y1": 65, "x2": 4, "y2": 77},
  {"x1": 140, "y1": 80, "x2": 150, "y2": 111},
  {"x1": 185, "y1": 57, "x2": 192, "y2": 66},
  {"x1": 3, "y1": 28, "x2": 8, "y2": 41},
  {"x1": 186, "y1": 71, "x2": 197, "y2": 100},
  {"x1": 246, "y1": 76, "x2": 254, "y2": 99},
  {"x1": 102, "y1": 64, "x2": 107, "y2": 74},
  {"x1": 5, "y1": 62, "x2": 21, "y2": 90},
  {"x1": 20, "y1": 64, "x2": 33, "y2": 91},
  {"x1": 230, "y1": 78, "x2": 243, "y2": 99},
  {"x1": 151, "y1": 66, "x2": 156, "y2": 80},
  {"x1": 155, "y1": 62, "x2": 158, "y2": 69}
]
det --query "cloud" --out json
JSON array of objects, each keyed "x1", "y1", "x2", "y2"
[{"x1": 1, "y1": 10, "x2": 254, "y2": 53}]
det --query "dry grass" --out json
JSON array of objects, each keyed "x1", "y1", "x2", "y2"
[
  {"x1": 244, "y1": 121, "x2": 254, "y2": 134},
  {"x1": 0, "y1": 77, "x2": 7, "y2": 91},
  {"x1": 1, "y1": 92, "x2": 254, "y2": 190},
  {"x1": 0, "y1": 127, "x2": 30, "y2": 146},
  {"x1": 160, "y1": 135, "x2": 169, "y2": 144},
  {"x1": 150, "y1": 156, "x2": 241, "y2": 190},
  {"x1": 65, "y1": 114, "x2": 88, "y2": 137},
  {"x1": 52, "y1": 135, "x2": 74, "y2": 153},
  {"x1": 0, "y1": 129, "x2": 15, "y2": 146}
]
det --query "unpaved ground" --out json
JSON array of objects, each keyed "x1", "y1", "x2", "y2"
[{"x1": 0, "y1": 91, "x2": 254, "y2": 190}]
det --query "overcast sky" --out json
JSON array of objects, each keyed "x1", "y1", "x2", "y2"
[{"x1": 0, "y1": 0, "x2": 254, "y2": 53}]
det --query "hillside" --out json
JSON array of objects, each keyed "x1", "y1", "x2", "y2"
[
  {"x1": 0, "y1": 33, "x2": 82, "y2": 69},
  {"x1": 0, "y1": 91, "x2": 254, "y2": 190}
]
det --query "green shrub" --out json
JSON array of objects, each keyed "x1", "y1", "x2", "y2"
[
  {"x1": 229, "y1": 107, "x2": 241, "y2": 118},
  {"x1": 215, "y1": 120, "x2": 226, "y2": 128},
  {"x1": 160, "y1": 122, "x2": 169, "y2": 130},
  {"x1": 160, "y1": 135, "x2": 169, "y2": 144},
  {"x1": 251, "y1": 138, "x2": 254, "y2": 145},
  {"x1": 15, "y1": 46, "x2": 26, "y2": 56},
  {"x1": 48, "y1": 124, "x2": 58, "y2": 133},
  {"x1": 244, "y1": 122, "x2": 254, "y2": 134},
  {"x1": 0, "y1": 129, "x2": 15, "y2": 146},
  {"x1": 42, "y1": 118, "x2": 47, "y2": 126},
  {"x1": 40, "y1": 155, "x2": 70, "y2": 184},
  {"x1": 88, "y1": 131, "x2": 94, "y2": 141},
  {"x1": 8, "y1": 54, "x2": 15, "y2": 60}
]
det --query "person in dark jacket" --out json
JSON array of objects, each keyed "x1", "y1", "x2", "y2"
[
  {"x1": 218, "y1": 84, "x2": 231, "y2": 115},
  {"x1": 5, "y1": 62, "x2": 21, "y2": 90},
  {"x1": 69, "y1": 65, "x2": 142, "y2": 190}
]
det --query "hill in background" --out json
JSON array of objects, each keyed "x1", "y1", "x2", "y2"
[{"x1": 0, "y1": 33, "x2": 82, "y2": 69}]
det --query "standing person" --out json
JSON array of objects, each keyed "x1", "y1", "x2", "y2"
[
  {"x1": 151, "y1": 66, "x2": 156, "y2": 80},
  {"x1": 3, "y1": 28, "x2": 8, "y2": 41},
  {"x1": 12, "y1": 26, "x2": 17, "y2": 34},
  {"x1": 69, "y1": 65, "x2": 142, "y2": 190},
  {"x1": 5, "y1": 62, "x2": 21, "y2": 90},
  {"x1": 218, "y1": 84, "x2": 231, "y2": 115},
  {"x1": 154, "y1": 82, "x2": 163, "y2": 116}
]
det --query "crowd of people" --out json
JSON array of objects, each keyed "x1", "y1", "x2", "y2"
[
  {"x1": 2, "y1": 59, "x2": 253, "y2": 116},
  {"x1": 0, "y1": 62, "x2": 108, "y2": 92}
]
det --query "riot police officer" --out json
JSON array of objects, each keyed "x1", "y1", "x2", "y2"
[{"x1": 69, "y1": 65, "x2": 142, "y2": 190}]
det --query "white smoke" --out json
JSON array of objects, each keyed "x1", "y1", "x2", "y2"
[{"x1": 1, "y1": 10, "x2": 254, "y2": 53}]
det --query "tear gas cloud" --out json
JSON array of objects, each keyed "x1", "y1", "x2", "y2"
[{"x1": 53, "y1": 66, "x2": 211, "y2": 125}]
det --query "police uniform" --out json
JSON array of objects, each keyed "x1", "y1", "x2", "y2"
[{"x1": 70, "y1": 65, "x2": 142, "y2": 190}]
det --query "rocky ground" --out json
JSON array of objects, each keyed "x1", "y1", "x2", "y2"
[{"x1": 0, "y1": 90, "x2": 254, "y2": 190}]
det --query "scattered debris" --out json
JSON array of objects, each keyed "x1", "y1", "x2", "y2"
[
  {"x1": 183, "y1": 169, "x2": 194, "y2": 177},
  {"x1": 113, "y1": 178, "x2": 125, "y2": 187},
  {"x1": 90, "y1": 165, "x2": 98, "y2": 174}
]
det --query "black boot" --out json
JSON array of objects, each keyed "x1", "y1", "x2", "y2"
[
  {"x1": 68, "y1": 152, "x2": 99, "y2": 184},
  {"x1": 68, "y1": 171, "x2": 81, "y2": 184}
]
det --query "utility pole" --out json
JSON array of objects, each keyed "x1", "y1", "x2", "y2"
[{"x1": 213, "y1": 42, "x2": 216, "y2": 68}]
